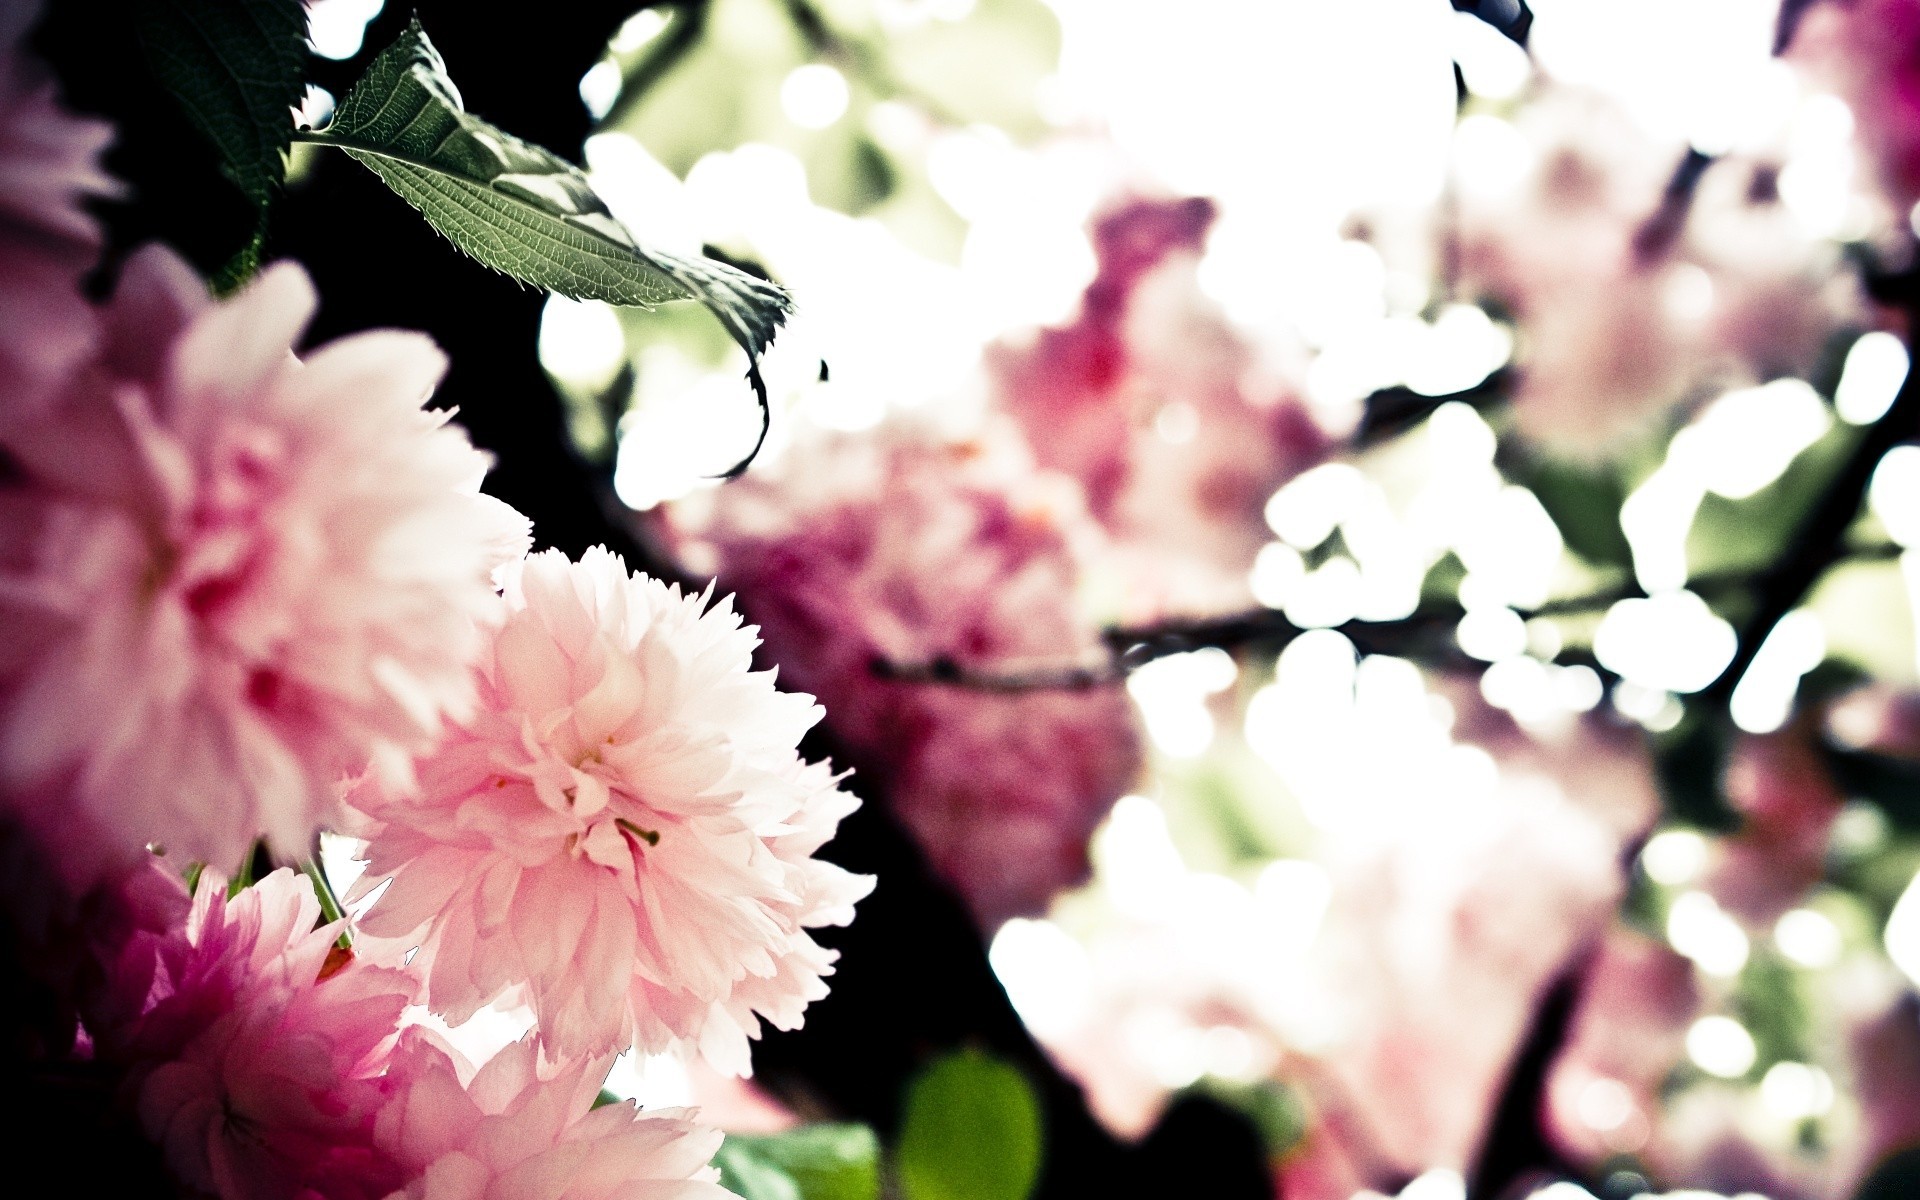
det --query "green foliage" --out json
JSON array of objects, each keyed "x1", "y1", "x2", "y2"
[
  {"x1": 312, "y1": 20, "x2": 793, "y2": 472},
  {"x1": 896, "y1": 1049, "x2": 1044, "y2": 1200},
  {"x1": 717, "y1": 1124, "x2": 881, "y2": 1200},
  {"x1": 607, "y1": 0, "x2": 1058, "y2": 237},
  {"x1": 1517, "y1": 455, "x2": 1633, "y2": 568},
  {"x1": 1688, "y1": 421, "x2": 1864, "y2": 582},
  {"x1": 1652, "y1": 709, "x2": 1740, "y2": 832},
  {"x1": 134, "y1": 0, "x2": 309, "y2": 287}
]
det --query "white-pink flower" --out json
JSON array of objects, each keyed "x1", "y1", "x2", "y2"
[
  {"x1": 375, "y1": 1030, "x2": 731, "y2": 1200},
  {"x1": 100, "y1": 868, "x2": 417, "y2": 1200},
  {"x1": 663, "y1": 422, "x2": 1144, "y2": 926},
  {"x1": 347, "y1": 547, "x2": 872, "y2": 1074},
  {"x1": 988, "y1": 194, "x2": 1329, "y2": 613},
  {"x1": 0, "y1": 247, "x2": 531, "y2": 888},
  {"x1": 0, "y1": 0, "x2": 116, "y2": 414}
]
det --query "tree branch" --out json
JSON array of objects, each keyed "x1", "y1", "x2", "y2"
[{"x1": 872, "y1": 546, "x2": 1902, "y2": 693}]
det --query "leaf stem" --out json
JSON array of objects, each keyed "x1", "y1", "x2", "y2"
[{"x1": 302, "y1": 856, "x2": 354, "y2": 949}]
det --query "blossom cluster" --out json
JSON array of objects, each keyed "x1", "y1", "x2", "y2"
[{"x1": 0, "y1": 9, "x2": 866, "y2": 1197}]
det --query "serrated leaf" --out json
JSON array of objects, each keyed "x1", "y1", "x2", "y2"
[
  {"x1": 135, "y1": 0, "x2": 308, "y2": 286},
  {"x1": 311, "y1": 20, "x2": 792, "y2": 474},
  {"x1": 896, "y1": 1050, "x2": 1043, "y2": 1200},
  {"x1": 721, "y1": 1125, "x2": 880, "y2": 1200}
]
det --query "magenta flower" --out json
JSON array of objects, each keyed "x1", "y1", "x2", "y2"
[
  {"x1": 0, "y1": 247, "x2": 531, "y2": 888},
  {"x1": 665, "y1": 424, "x2": 1143, "y2": 925},
  {"x1": 98, "y1": 869, "x2": 415, "y2": 1200},
  {"x1": 347, "y1": 547, "x2": 871, "y2": 1074},
  {"x1": 374, "y1": 1030, "x2": 731, "y2": 1200},
  {"x1": 0, "y1": 0, "x2": 117, "y2": 414}
]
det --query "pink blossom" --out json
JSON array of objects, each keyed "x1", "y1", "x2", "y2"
[
  {"x1": 99, "y1": 868, "x2": 416, "y2": 1200},
  {"x1": 1456, "y1": 88, "x2": 1700, "y2": 457},
  {"x1": 664, "y1": 423, "x2": 1143, "y2": 926},
  {"x1": 1790, "y1": 0, "x2": 1920, "y2": 212},
  {"x1": 1459, "y1": 88, "x2": 1865, "y2": 459},
  {"x1": 1709, "y1": 727, "x2": 1845, "y2": 925},
  {"x1": 988, "y1": 194, "x2": 1329, "y2": 613},
  {"x1": 374, "y1": 1030, "x2": 731, "y2": 1200},
  {"x1": 0, "y1": 0, "x2": 116, "y2": 414},
  {"x1": 1544, "y1": 927, "x2": 1700, "y2": 1165},
  {"x1": 0, "y1": 247, "x2": 531, "y2": 888},
  {"x1": 346, "y1": 547, "x2": 872, "y2": 1074}
]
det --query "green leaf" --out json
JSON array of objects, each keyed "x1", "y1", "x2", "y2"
[
  {"x1": 309, "y1": 20, "x2": 792, "y2": 474},
  {"x1": 135, "y1": 0, "x2": 309, "y2": 286},
  {"x1": 718, "y1": 1125, "x2": 880, "y2": 1200},
  {"x1": 716, "y1": 1142, "x2": 803, "y2": 1200},
  {"x1": 896, "y1": 1050, "x2": 1043, "y2": 1200}
]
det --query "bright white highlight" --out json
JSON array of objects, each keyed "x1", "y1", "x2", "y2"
[
  {"x1": 1452, "y1": 114, "x2": 1533, "y2": 201},
  {"x1": 1884, "y1": 868, "x2": 1920, "y2": 990},
  {"x1": 1761, "y1": 1061, "x2": 1835, "y2": 1120},
  {"x1": 1250, "y1": 542, "x2": 1307, "y2": 609},
  {"x1": 781, "y1": 63, "x2": 851, "y2": 130},
  {"x1": 1669, "y1": 380, "x2": 1832, "y2": 502},
  {"x1": 601, "y1": 1051, "x2": 694, "y2": 1109},
  {"x1": 1577, "y1": 1077, "x2": 1635, "y2": 1131},
  {"x1": 1729, "y1": 609, "x2": 1826, "y2": 734},
  {"x1": 1450, "y1": 11, "x2": 1531, "y2": 99},
  {"x1": 307, "y1": 0, "x2": 384, "y2": 60},
  {"x1": 1642, "y1": 830, "x2": 1708, "y2": 886},
  {"x1": 1774, "y1": 907, "x2": 1843, "y2": 969},
  {"x1": 1266, "y1": 463, "x2": 1368, "y2": 548},
  {"x1": 990, "y1": 918, "x2": 1094, "y2": 1039},
  {"x1": 579, "y1": 61, "x2": 622, "y2": 121},
  {"x1": 1095, "y1": 796, "x2": 1187, "y2": 919},
  {"x1": 1686, "y1": 1015, "x2": 1758, "y2": 1078},
  {"x1": 1458, "y1": 606, "x2": 1527, "y2": 663},
  {"x1": 1399, "y1": 1169, "x2": 1467, "y2": 1200},
  {"x1": 1255, "y1": 859, "x2": 1333, "y2": 957},
  {"x1": 1836, "y1": 332, "x2": 1910, "y2": 426},
  {"x1": 1129, "y1": 649, "x2": 1239, "y2": 758},
  {"x1": 610, "y1": 9, "x2": 670, "y2": 52},
  {"x1": 1667, "y1": 891, "x2": 1750, "y2": 977},
  {"x1": 1871, "y1": 446, "x2": 1920, "y2": 548},
  {"x1": 1594, "y1": 591, "x2": 1737, "y2": 695},
  {"x1": 538, "y1": 295, "x2": 627, "y2": 390}
]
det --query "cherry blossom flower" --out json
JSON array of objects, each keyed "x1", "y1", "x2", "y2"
[
  {"x1": 374, "y1": 1030, "x2": 731, "y2": 1200},
  {"x1": 347, "y1": 547, "x2": 871, "y2": 1074},
  {"x1": 0, "y1": 247, "x2": 531, "y2": 888},
  {"x1": 0, "y1": 0, "x2": 116, "y2": 415},
  {"x1": 1459, "y1": 88, "x2": 1864, "y2": 460},
  {"x1": 1789, "y1": 0, "x2": 1920, "y2": 212},
  {"x1": 97, "y1": 868, "x2": 416, "y2": 1200},
  {"x1": 989, "y1": 194, "x2": 1330, "y2": 612},
  {"x1": 664, "y1": 422, "x2": 1142, "y2": 926}
]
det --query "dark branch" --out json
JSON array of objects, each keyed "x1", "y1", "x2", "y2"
[
  {"x1": 872, "y1": 546, "x2": 1903, "y2": 693},
  {"x1": 1701, "y1": 333, "x2": 1920, "y2": 705}
]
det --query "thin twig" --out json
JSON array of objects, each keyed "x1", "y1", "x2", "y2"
[
  {"x1": 1702, "y1": 329, "x2": 1920, "y2": 705},
  {"x1": 874, "y1": 545, "x2": 1903, "y2": 693}
]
